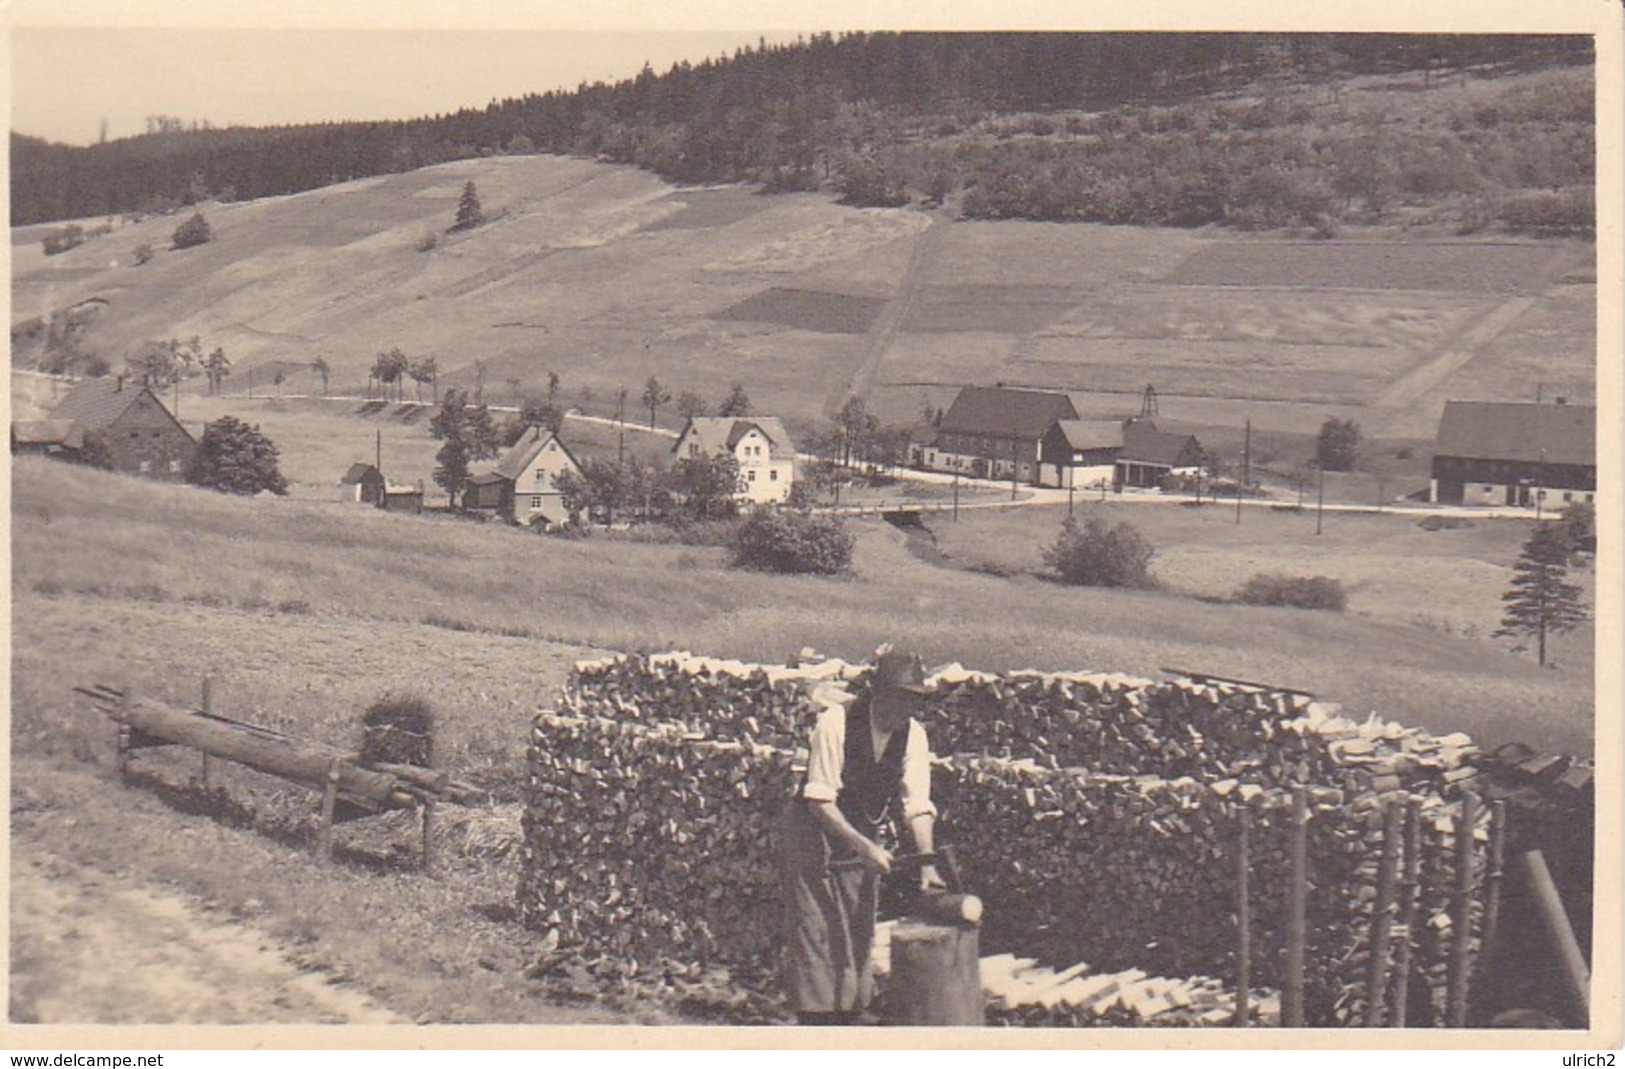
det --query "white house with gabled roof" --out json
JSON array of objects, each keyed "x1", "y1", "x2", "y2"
[{"x1": 672, "y1": 416, "x2": 797, "y2": 505}]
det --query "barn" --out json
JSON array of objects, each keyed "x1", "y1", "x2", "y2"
[
  {"x1": 1038, "y1": 420, "x2": 1123, "y2": 489},
  {"x1": 1429, "y1": 400, "x2": 1595, "y2": 508},
  {"x1": 1118, "y1": 421, "x2": 1206, "y2": 489},
  {"x1": 48, "y1": 376, "x2": 196, "y2": 480},
  {"x1": 920, "y1": 386, "x2": 1079, "y2": 484}
]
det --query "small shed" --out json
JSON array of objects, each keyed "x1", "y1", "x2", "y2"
[
  {"x1": 11, "y1": 419, "x2": 86, "y2": 457},
  {"x1": 464, "y1": 471, "x2": 512, "y2": 516},
  {"x1": 381, "y1": 482, "x2": 424, "y2": 513},
  {"x1": 339, "y1": 462, "x2": 386, "y2": 505}
]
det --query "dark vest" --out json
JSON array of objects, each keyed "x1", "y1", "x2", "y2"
[{"x1": 835, "y1": 699, "x2": 910, "y2": 841}]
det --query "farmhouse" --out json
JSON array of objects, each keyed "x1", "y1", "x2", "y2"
[
  {"x1": 48, "y1": 376, "x2": 196, "y2": 480},
  {"x1": 468, "y1": 426, "x2": 584, "y2": 526},
  {"x1": 919, "y1": 386, "x2": 1079, "y2": 484},
  {"x1": 673, "y1": 417, "x2": 796, "y2": 505},
  {"x1": 338, "y1": 462, "x2": 386, "y2": 505},
  {"x1": 1429, "y1": 400, "x2": 1595, "y2": 508}
]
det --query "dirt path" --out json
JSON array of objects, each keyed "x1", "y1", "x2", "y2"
[{"x1": 9, "y1": 838, "x2": 405, "y2": 1025}]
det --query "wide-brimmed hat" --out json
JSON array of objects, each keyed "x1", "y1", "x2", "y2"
[{"x1": 872, "y1": 647, "x2": 935, "y2": 696}]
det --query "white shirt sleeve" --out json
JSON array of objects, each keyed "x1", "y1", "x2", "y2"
[
  {"x1": 899, "y1": 719, "x2": 937, "y2": 820},
  {"x1": 800, "y1": 706, "x2": 846, "y2": 803}
]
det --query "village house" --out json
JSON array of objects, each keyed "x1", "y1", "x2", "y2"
[
  {"x1": 673, "y1": 416, "x2": 797, "y2": 505},
  {"x1": 45, "y1": 375, "x2": 196, "y2": 480},
  {"x1": 918, "y1": 385, "x2": 1079, "y2": 484},
  {"x1": 466, "y1": 425, "x2": 583, "y2": 526},
  {"x1": 1429, "y1": 400, "x2": 1595, "y2": 508}
]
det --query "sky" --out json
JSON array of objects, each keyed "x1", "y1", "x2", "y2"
[
  {"x1": 9, "y1": 28, "x2": 804, "y2": 145},
  {"x1": 9, "y1": 0, "x2": 1604, "y2": 146}
]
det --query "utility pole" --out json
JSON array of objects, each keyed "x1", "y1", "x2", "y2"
[
  {"x1": 1010, "y1": 440, "x2": 1020, "y2": 502},
  {"x1": 1067, "y1": 478, "x2": 1075, "y2": 518},
  {"x1": 952, "y1": 472, "x2": 959, "y2": 521},
  {"x1": 1315, "y1": 462, "x2": 1325, "y2": 536}
]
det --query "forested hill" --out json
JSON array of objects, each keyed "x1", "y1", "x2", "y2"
[{"x1": 12, "y1": 31, "x2": 1593, "y2": 230}]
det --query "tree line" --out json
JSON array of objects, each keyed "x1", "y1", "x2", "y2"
[{"x1": 12, "y1": 32, "x2": 1590, "y2": 227}]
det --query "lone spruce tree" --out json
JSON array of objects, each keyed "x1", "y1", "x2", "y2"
[
  {"x1": 1495, "y1": 523, "x2": 1588, "y2": 667},
  {"x1": 452, "y1": 180, "x2": 484, "y2": 232}
]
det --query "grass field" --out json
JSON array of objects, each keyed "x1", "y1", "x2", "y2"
[{"x1": 12, "y1": 458, "x2": 1595, "y2": 758}]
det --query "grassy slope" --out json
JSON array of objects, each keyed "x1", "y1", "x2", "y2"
[
  {"x1": 12, "y1": 458, "x2": 1593, "y2": 756},
  {"x1": 11, "y1": 65, "x2": 1595, "y2": 446}
]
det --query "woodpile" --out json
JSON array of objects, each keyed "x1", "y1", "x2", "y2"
[{"x1": 521, "y1": 653, "x2": 1495, "y2": 1026}]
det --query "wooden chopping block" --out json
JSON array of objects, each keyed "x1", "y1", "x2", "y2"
[{"x1": 883, "y1": 920, "x2": 984, "y2": 1026}]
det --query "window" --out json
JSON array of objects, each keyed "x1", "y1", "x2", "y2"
[
  {"x1": 1564, "y1": 492, "x2": 1573, "y2": 503},
  {"x1": 536, "y1": 470, "x2": 544, "y2": 481},
  {"x1": 689, "y1": 443, "x2": 700, "y2": 457},
  {"x1": 531, "y1": 495, "x2": 544, "y2": 509},
  {"x1": 168, "y1": 460, "x2": 181, "y2": 473},
  {"x1": 1483, "y1": 485, "x2": 1494, "y2": 493},
  {"x1": 139, "y1": 460, "x2": 151, "y2": 473},
  {"x1": 747, "y1": 469, "x2": 757, "y2": 482},
  {"x1": 770, "y1": 470, "x2": 778, "y2": 481},
  {"x1": 130, "y1": 430, "x2": 140, "y2": 439}
]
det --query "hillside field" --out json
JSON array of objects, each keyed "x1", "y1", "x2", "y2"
[{"x1": 12, "y1": 117, "x2": 1595, "y2": 451}]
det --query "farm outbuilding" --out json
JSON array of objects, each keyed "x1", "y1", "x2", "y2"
[
  {"x1": 48, "y1": 376, "x2": 196, "y2": 480},
  {"x1": 381, "y1": 483, "x2": 424, "y2": 513},
  {"x1": 339, "y1": 462, "x2": 386, "y2": 505},
  {"x1": 10, "y1": 419, "x2": 86, "y2": 458},
  {"x1": 1429, "y1": 400, "x2": 1595, "y2": 509},
  {"x1": 1118, "y1": 420, "x2": 1205, "y2": 489},
  {"x1": 673, "y1": 417, "x2": 796, "y2": 505},
  {"x1": 921, "y1": 386, "x2": 1079, "y2": 484},
  {"x1": 1039, "y1": 420, "x2": 1123, "y2": 489}
]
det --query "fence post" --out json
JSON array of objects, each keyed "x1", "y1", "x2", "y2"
[
  {"x1": 1234, "y1": 805, "x2": 1251, "y2": 1027},
  {"x1": 1364, "y1": 798, "x2": 1404, "y2": 1026},
  {"x1": 317, "y1": 762, "x2": 342, "y2": 863},
  {"x1": 200, "y1": 676, "x2": 214, "y2": 789},
  {"x1": 1391, "y1": 797, "x2": 1424, "y2": 1027},
  {"x1": 1446, "y1": 792, "x2": 1479, "y2": 1027},
  {"x1": 1283, "y1": 785, "x2": 1309, "y2": 1027}
]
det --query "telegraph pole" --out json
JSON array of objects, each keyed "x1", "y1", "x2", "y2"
[
  {"x1": 952, "y1": 472, "x2": 959, "y2": 521},
  {"x1": 1315, "y1": 462, "x2": 1325, "y2": 536},
  {"x1": 1235, "y1": 419, "x2": 1250, "y2": 525},
  {"x1": 1067, "y1": 478, "x2": 1075, "y2": 517}
]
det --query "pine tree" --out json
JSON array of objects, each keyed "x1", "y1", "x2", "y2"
[
  {"x1": 452, "y1": 180, "x2": 484, "y2": 231},
  {"x1": 1494, "y1": 523, "x2": 1588, "y2": 667}
]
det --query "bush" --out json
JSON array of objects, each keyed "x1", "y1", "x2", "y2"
[
  {"x1": 729, "y1": 507, "x2": 854, "y2": 575},
  {"x1": 1042, "y1": 516, "x2": 1156, "y2": 589},
  {"x1": 188, "y1": 416, "x2": 288, "y2": 495},
  {"x1": 1234, "y1": 573, "x2": 1347, "y2": 612},
  {"x1": 360, "y1": 693, "x2": 436, "y2": 767},
  {"x1": 171, "y1": 211, "x2": 213, "y2": 249}
]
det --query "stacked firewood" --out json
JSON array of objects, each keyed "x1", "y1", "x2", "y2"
[
  {"x1": 522, "y1": 654, "x2": 1492, "y2": 1026},
  {"x1": 520, "y1": 713, "x2": 795, "y2": 973}
]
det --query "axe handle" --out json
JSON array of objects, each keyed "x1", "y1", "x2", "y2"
[{"x1": 829, "y1": 850, "x2": 936, "y2": 873}]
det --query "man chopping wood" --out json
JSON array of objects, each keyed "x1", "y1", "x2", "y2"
[{"x1": 780, "y1": 645, "x2": 945, "y2": 1025}]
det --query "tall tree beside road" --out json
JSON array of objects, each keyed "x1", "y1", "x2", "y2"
[
  {"x1": 429, "y1": 388, "x2": 500, "y2": 509},
  {"x1": 642, "y1": 376, "x2": 672, "y2": 430},
  {"x1": 1494, "y1": 522, "x2": 1589, "y2": 667}
]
